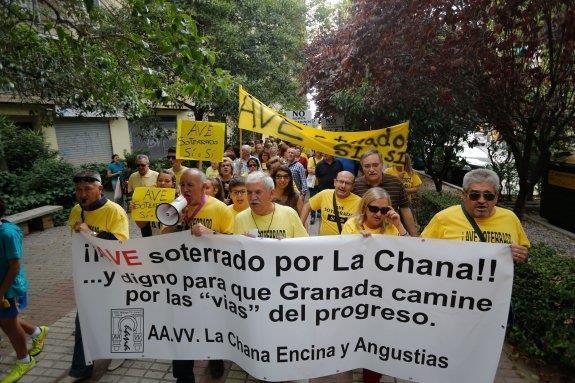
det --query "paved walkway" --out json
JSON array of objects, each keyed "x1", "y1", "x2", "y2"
[{"x1": 0, "y1": 222, "x2": 540, "y2": 383}]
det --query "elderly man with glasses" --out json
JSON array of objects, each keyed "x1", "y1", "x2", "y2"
[
  {"x1": 61, "y1": 170, "x2": 129, "y2": 382},
  {"x1": 127, "y1": 154, "x2": 159, "y2": 237},
  {"x1": 300, "y1": 171, "x2": 361, "y2": 235},
  {"x1": 421, "y1": 168, "x2": 529, "y2": 263}
]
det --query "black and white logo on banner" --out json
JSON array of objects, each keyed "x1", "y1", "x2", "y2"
[{"x1": 111, "y1": 308, "x2": 144, "y2": 353}]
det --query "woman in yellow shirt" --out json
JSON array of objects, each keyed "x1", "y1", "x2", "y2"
[{"x1": 342, "y1": 187, "x2": 409, "y2": 236}]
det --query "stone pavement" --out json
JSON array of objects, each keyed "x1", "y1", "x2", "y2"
[{"x1": 0, "y1": 221, "x2": 540, "y2": 383}]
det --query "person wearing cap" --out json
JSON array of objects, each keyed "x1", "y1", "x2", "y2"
[
  {"x1": 127, "y1": 154, "x2": 159, "y2": 237},
  {"x1": 62, "y1": 170, "x2": 129, "y2": 382}
]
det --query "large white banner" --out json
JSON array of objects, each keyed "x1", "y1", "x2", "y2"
[{"x1": 72, "y1": 232, "x2": 513, "y2": 383}]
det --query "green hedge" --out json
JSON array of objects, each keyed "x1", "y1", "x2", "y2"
[
  {"x1": 416, "y1": 190, "x2": 461, "y2": 228},
  {"x1": 418, "y1": 190, "x2": 575, "y2": 369},
  {"x1": 511, "y1": 243, "x2": 575, "y2": 368}
]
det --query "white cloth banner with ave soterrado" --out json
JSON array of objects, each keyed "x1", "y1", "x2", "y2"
[{"x1": 72, "y1": 232, "x2": 513, "y2": 383}]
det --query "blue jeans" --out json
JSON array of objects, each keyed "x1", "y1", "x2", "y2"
[{"x1": 70, "y1": 313, "x2": 94, "y2": 378}]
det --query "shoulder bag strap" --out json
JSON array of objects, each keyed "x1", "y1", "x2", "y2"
[
  {"x1": 460, "y1": 203, "x2": 486, "y2": 242},
  {"x1": 333, "y1": 191, "x2": 343, "y2": 234}
]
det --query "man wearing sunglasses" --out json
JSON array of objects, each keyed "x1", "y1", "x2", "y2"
[
  {"x1": 421, "y1": 169, "x2": 529, "y2": 263},
  {"x1": 167, "y1": 147, "x2": 188, "y2": 186},
  {"x1": 63, "y1": 170, "x2": 129, "y2": 381},
  {"x1": 127, "y1": 154, "x2": 159, "y2": 237}
]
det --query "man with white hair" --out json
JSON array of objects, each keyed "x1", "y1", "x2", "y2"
[
  {"x1": 286, "y1": 147, "x2": 308, "y2": 196},
  {"x1": 127, "y1": 154, "x2": 159, "y2": 237},
  {"x1": 234, "y1": 171, "x2": 308, "y2": 238},
  {"x1": 421, "y1": 168, "x2": 529, "y2": 262},
  {"x1": 233, "y1": 144, "x2": 255, "y2": 176}
]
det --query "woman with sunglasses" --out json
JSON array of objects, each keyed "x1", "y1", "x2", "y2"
[
  {"x1": 271, "y1": 165, "x2": 303, "y2": 215},
  {"x1": 342, "y1": 187, "x2": 409, "y2": 236},
  {"x1": 247, "y1": 157, "x2": 261, "y2": 174}
]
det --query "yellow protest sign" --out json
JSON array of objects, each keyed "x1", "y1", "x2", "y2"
[
  {"x1": 131, "y1": 187, "x2": 176, "y2": 222},
  {"x1": 238, "y1": 86, "x2": 409, "y2": 165},
  {"x1": 176, "y1": 120, "x2": 225, "y2": 161}
]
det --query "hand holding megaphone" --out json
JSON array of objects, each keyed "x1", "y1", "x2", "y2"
[{"x1": 155, "y1": 195, "x2": 188, "y2": 226}]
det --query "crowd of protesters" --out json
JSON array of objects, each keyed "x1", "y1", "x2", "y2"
[{"x1": 0, "y1": 135, "x2": 529, "y2": 383}]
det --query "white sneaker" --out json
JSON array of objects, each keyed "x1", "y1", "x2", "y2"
[{"x1": 107, "y1": 358, "x2": 125, "y2": 371}]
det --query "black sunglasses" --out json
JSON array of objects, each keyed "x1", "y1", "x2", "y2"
[
  {"x1": 367, "y1": 205, "x2": 391, "y2": 214},
  {"x1": 468, "y1": 191, "x2": 496, "y2": 201},
  {"x1": 136, "y1": 163, "x2": 148, "y2": 167},
  {"x1": 166, "y1": 155, "x2": 176, "y2": 160}
]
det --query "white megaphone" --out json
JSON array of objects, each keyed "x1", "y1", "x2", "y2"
[{"x1": 155, "y1": 195, "x2": 188, "y2": 226}]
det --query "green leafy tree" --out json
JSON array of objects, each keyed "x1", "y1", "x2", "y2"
[
  {"x1": 177, "y1": 0, "x2": 308, "y2": 121},
  {"x1": 0, "y1": 0, "x2": 231, "y2": 118}
]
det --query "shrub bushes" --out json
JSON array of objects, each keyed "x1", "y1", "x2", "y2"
[
  {"x1": 511, "y1": 243, "x2": 575, "y2": 368},
  {"x1": 416, "y1": 190, "x2": 461, "y2": 228},
  {"x1": 419, "y1": 190, "x2": 575, "y2": 369}
]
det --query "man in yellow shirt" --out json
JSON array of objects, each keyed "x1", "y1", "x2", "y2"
[
  {"x1": 127, "y1": 154, "x2": 159, "y2": 237},
  {"x1": 300, "y1": 171, "x2": 361, "y2": 235},
  {"x1": 65, "y1": 170, "x2": 129, "y2": 381},
  {"x1": 162, "y1": 168, "x2": 233, "y2": 383},
  {"x1": 234, "y1": 171, "x2": 308, "y2": 239},
  {"x1": 421, "y1": 169, "x2": 529, "y2": 263}
]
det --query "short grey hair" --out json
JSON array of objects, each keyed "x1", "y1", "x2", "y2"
[
  {"x1": 360, "y1": 150, "x2": 382, "y2": 164},
  {"x1": 246, "y1": 171, "x2": 274, "y2": 191},
  {"x1": 181, "y1": 168, "x2": 206, "y2": 183},
  {"x1": 463, "y1": 169, "x2": 500, "y2": 193},
  {"x1": 135, "y1": 154, "x2": 150, "y2": 164}
]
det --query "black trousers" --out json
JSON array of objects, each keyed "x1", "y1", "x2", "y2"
[{"x1": 172, "y1": 360, "x2": 195, "y2": 381}]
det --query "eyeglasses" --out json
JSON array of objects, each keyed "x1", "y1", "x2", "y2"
[
  {"x1": 367, "y1": 205, "x2": 391, "y2": 214},
  {"x1": 136, "y1": 163, "x2": 148, "y2": 168},
  {"x1": 335, "y1": 179, "x2": 353, "y2": 186},
  {"x1": 468, "y1": 191, "x2": 496, "y2": 201},
  {"x1": 232, "y1": 190, "x2": 247, "y2": 196},
  {"x1": 166, "y1": 155, "x2": 176, "y2": 160},
  {"x1": 248, "y1": 164, "x2": 258, "y2": 168},
  {"x1": 275, "y1": 175, "x2": 290, "y2": 180}
]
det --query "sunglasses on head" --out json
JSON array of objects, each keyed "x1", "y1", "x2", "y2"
[
  {"x1": 468, "y1": 191, "x2": 496, "y2": 201},
  {"x1": 367, "y1": 205, "x2": 391, "y2": 214}
]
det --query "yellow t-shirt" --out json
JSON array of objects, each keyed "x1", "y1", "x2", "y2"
[
  {"x1": 383, "y1": 167, "x2": 422, "y2": 189},
  {"x1": 228, "y1": 204, "x2": 248, "y2": 218},
  {"x1": 205, "y1": 166, "x2": 219, "y2": 178},
  {"x1": 184, "y1": 195, "x2": 233, "y2": 234},
  {"x1": 420, "y1": 205, "x2": 530, "y2": 246},
  {"x1": 127, "y1": 170, "x2": 159, "y2": 193},
  {"x1": 68, "y1": 200, "x2": 129, "y2": 240},
  {"x1": 234, "y1": 204, "x2": 308, "y2": 239},
  {"x1": 341, "y1": 217, "x2": 399, "y2": 236},
  {"x1": 309, "y1": 190, "x2": 361, "y2": 235},
  {"x1": 173, "y1": 166, "x2": 189, "y2": 186},
  {"x1": 307, "y1": 156, "x2": 322, "y2": 187}
]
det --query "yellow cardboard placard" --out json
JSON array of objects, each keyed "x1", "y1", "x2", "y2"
[
  {"x1": 176, "y1": 120, "x2": 225, "y2": 161},
  {"x1": 131, "y1": 187, "x2": 176, "y2": 222},
  {"x1": 548, "y1": 170, "x2": 575, "y2": 190},
  {"x1": 238, "y1": 86, "x2": 409, "y2": 166}
]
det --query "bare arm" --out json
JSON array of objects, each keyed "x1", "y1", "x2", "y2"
[
  {"x1": 0, "y1": 260, "x2": 20, "y2": 299},
  {"x1": 300, "y1": 202, "x2": 311, "y2": 229},
  {"x1": 400, "y1": 207, "x2": 418, "y2": 236}
]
